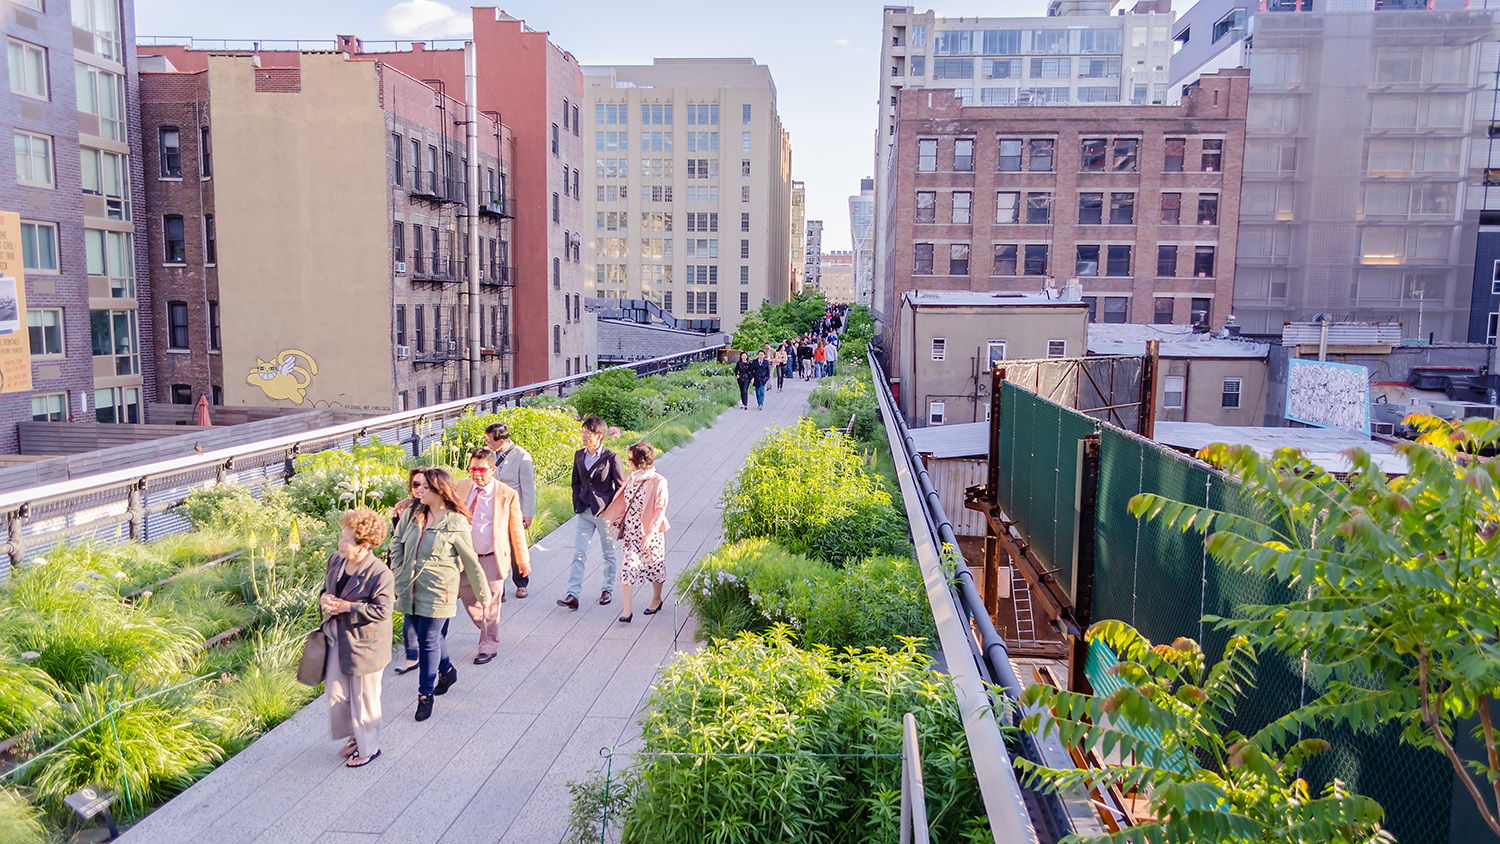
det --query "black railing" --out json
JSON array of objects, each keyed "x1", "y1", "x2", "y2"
[
  {"x1": 410, "y1": 171, "x2": 464, "y2": 204},
  {"x1": 480, "y1": 194, "x2": 515, "y2": 219},
  {"x1": 482, "y1": 265, "x2": 516, "y2": 287}
]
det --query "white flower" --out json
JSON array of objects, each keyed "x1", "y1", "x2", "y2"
[
  {"x1": 72, "y1": 582, "x2": 88, "y2": 591},
  {"x1": 30, "y1": 557, "x2": 47, "y2": 567},
  {"x1": 86, "y1": 571, "x2": 103, "y2": 580},
  {"x1": 114, "y1": 571, "x2": 127, "y2": 579},
  {"x1": 20, "y1": 651, "x2": 39, "y2": 662}
]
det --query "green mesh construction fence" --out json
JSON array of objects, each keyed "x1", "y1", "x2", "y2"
[
  {"x1": 1092, "y1": 426, "x2": 1452, "y2": 844},
  {"x1": 996, "y1": 381, "x2": 1099, "y2": 604}
]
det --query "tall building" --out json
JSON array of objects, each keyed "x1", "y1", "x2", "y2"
[
  {"x1": 1471, "y1": 0, "x2": 1500, "y2": 343},
  {"x1": 581, "y1": 58, "x2": 794, "y2": 330},
  {"x1": 790, "y1": 180, "x2": 806, "y2": 295},
  {"x1": 135, "y1": 48, "x2": 513, "y2": 412},
  {"x1": 819, "y1": 251, "x2": 856, "y2": 304},
  {"x1": 873, "y1": 2, "x2": 1177, "y2": 324},
  {"x1": 882, "y1": 71, "x2": 1250, "y2": 370},
  {"x1": 805, "y1": 220, "x2": 823, "y2": 289},
  {"x1": 850, "y1": 178, "x2": 875, "y2": 305},
  {"x1": 4, "y1": 0, "x2": 153, "y2": 449}
]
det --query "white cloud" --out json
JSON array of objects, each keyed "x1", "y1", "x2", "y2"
[
  {"x1": 834, "y1": 38, "x2": 850, "y2": 46},
  {"x1": 380, "y1": 0, "x2": 472, "y2": 39}
]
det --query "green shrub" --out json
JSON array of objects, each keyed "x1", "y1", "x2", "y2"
[
  {"x1": 677, "y1": 539, "x2": 832, "y2": 642},
  {"x1": 588, "y1": 366, "x2": 641, "y2": 393},
  {"x1": 217, "y1": 625, "x2": 316, "y2": 734},
  {"x1": 0, "y1": 788, "x2": 45, "y2": 844},
  {"x1": 0, "y1": 656, "x2": 58, "y2": 737},
  {"x1": 286, "y1": 439, "x2": 409, "y2": 518},
  {"x1": 809, "y1": 375, "x2": 880, "y2": 444},
  {"x1": 570, "y1": 384, "x2": 647, "y2": 431},
  {"x1": 148, "y1": 575, "x2": 257, "y2": 638},
  {"x1": 801, "y1": 498, "x2": 911, "y2": 567},
  {"x1": 436, "y1": 406, "x2": 580, "y2": 484},
  {"x1": 178, "y1": 486, "x2": 296, "y2": 537},
  {"x1": 634, "y1": 390, "x2": 667, "y2": 422},
  {"x1": 796, "y1": 555, "x2": 933, "y2": 652}
]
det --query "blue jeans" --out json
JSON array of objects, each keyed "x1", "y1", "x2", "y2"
[
  {"x1": 826, "y1": 360, "x2": 836, "y2": 377},
  {"x1": 755, "y1": 383, "x2": 766, "y2": 406},
  {"x1": 402, "y1": 615, "x2": 419, "y2": 661},
  {"x1": 411, "y1": 615, "x2": 452, "y2": 696},
  {"x1": 567, "y1": 510, "x2": 620, "y2": 598},
  {"x1": 813, "y1": 361, "x2": 825, "y2": 378}
]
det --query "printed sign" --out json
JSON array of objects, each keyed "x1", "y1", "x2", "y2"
[
  {"x1": 0, "y1": 212, "x2": 32, "y2": 394},
  {"x1": 1286, "y1": 358, "x2": 1370, "y2": 436}
]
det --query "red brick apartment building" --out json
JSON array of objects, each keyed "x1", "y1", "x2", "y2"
[{"x1": 880, "y1": 69, "x2": 1248, "y2": 369}]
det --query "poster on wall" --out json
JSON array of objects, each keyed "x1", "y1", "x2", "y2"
[
  {"x1": 1285, "y1": 358, "x2": 1370, "y2": 436},
  {"x1": 0, "y1": 212, "x2": 32, "y2": 394}
]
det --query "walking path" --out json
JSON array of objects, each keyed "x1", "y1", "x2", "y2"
[{"x1": 119, "y1": 375, "x2": 819, "y2": 844}]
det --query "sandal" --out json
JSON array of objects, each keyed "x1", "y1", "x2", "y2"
[
  {"x1": 346, "y1": 749, "x2": 381, "y2": 768},
  {"x1": 340, "y1": 739, "x2": 359, "y2": 758}
]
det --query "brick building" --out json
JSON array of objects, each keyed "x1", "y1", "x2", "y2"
[
  {"x1": 137, "y1": 49, "x2": 512, "y2": 412},
  {"x1": 879, "y1": 69, "x2": 1249, "y2": 370},
  {"x1": 3, "y1": 0, "x2": 153, "y2": 450}
]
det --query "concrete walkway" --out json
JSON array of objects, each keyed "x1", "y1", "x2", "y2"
[{"x1": 120, "y1": 375, "x2": 818, "y2": 844}]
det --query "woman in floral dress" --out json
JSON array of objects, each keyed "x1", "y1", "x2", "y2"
[{"x1": 599, "y1": 442, "x2": 671, "y2": 623}]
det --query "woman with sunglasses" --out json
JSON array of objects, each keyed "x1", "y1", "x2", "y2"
[
  {"x1": 387, "y1": 468, "x2": 491, "y2": 721},
  {"x1": 388, "y1": 468, "x2": 427, "y2": 675}
]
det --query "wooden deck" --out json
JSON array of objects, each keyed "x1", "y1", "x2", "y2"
[{"x1": 118, "y1": 377, "x2": 816, "y2": 844}]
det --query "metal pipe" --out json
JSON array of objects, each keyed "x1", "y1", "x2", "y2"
[{"x1": 465, "y1": 42, "x2": 482, "y2": 398}]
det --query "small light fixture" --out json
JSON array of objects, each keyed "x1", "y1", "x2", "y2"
[{"x1": 65, "y1": 785, "x2": 118, "y2": 840}]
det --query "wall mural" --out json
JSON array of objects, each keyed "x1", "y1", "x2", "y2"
[
  {"x1": 1285, "y1": 358, "x2": 1371, "y2": 435},
  {"x1": 245, "y1": 349, "x2": 319, "y2": 404}
]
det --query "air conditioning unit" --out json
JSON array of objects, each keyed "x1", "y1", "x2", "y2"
[
  {"x1": 395, "y1": 345, "x2": 410, "y2": 360},
  {"x1": 1431, "y1": 400, "x2": 1499, "y2": 420},
  {"x1": 395, "y1": 261, "x2": 407, "y2": 273},
  {"x1": 1372, "y1": 421, "x2": 1395, "y2": 436}
]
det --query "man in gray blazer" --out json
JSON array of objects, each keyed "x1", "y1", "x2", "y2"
[{"x1": 485, "y1": 422, "x2": 536, "y2": 598}]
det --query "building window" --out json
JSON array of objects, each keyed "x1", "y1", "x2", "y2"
[
  {"x1": 1113, "y1": 138, "x2": 1138, "y2": 172},
  {"x1": 170, "y1": 384, "x2": 192, "y2": 405},
  {"x1": 987, "y1": 340, "x2": 1006, "y2": 366},
  {"x1": 73, "y1": 0, "x2": 123, "y2": 60},
  {"x1": 914, "y1": 243, "x2": 934, "y2": 274},
  {"x1": 167, "y1": 301, "x2": 189, "y2": 349},
  {"x1": 209, "y1": 301, "x2": 220, "y2": 350},
  {"x1": 392, "y1": 133, "x2": 402, "y2": 185},
  {"x1": 163, "y1": 215, "x2": 186, "y2": 264},
  {"x1": 993, "y1": 244, "x2": 1017, "y2": 275},
  {"x1": 1076, "y1": 245, "x2": 1099, "y2": 276},
  {"x1": 952, "y1": 191, "x2": 971, "y2": 224},
  {"x1": 1154, "y1": 298, "x2": 1175, "y2": 325},
  {"x1": 1029, "y1": 139, "x2": 1054, "y2": 172},
  {"x1": 741, "y1": 213, "x2": 750, "y2": 233},
  {"x1": 1161, "y1": 193, "x2": 1181, "y2": 225},
  {"x1": 1023, "y1": 244, "x2": 1048, "y2": 275},
  {"x1": 200, "y1": 127, "x2": 212, "y2": 177},
  {"x1": 1222, "y1": 378, "x2": 1242, "y2": 408},
  {"x1": 917, "y1": 139, "x2": 937, "y2": 172},
  {"x1": 14, "y1": 130, "x2": 53, "y2": 187},
  {"x1": 27, "y1": 308, "x2": 63, "y2": 356},
  {"x1": 1202, "y1": 139, "x2": 1223, "y2": 171},
  {"x1": 1194, "y1": 246, "x2": 1216, "y2": 277},
  {"x1": 77, "y1": 63, "x2": 125, "y2": 140},
  {"x1": 1079, "y1": 193, "x2": 1103, "y2": 226},
  {"x1": 573, "y1": 104, "x2": 580, "y2": 135},
  {"x1": 1106, "y1": 245, "x2": 1131, "y2": 276},
  {"x1": 85, "y1": 229, "x2": 134, "y2": 297},
  {"x1": 7, "y1": 39, "x2": 47, "y2": 100},
  {"x1": 392, "y1": 221, "x2": 404, "y2": 264},
  {"x1": 1198, "y1": 195, "x2": 1219, "y2": 226},
  {"x1": 81, "y1": 147, "x2": 131, "y2": 219},
  {"x1": 203, "y1": 215, "x2": 216, "y2": 264},
  {"x1": 1026, "y1": 193, "x2": 1051, "y2": 224},
  {"x1": 32, "y1": 392, "x2": 66, "y2": 422},
  {"x1": 949, "y1": 243, "x2": 970, "y2": 275},
  {"x1": 1109, "y1": 193, "x2": 1135, "y2": 225},
  {"x1": 572, "y1": 169, "x2": 579, "y2": 198},
  {"x1": 1163, "y1": 375, "x2": 1185, "y2": 409},
  {"x1": 916, "y1": 191, "x2": 936, "y2": 223},
  {"x1": 928, "y1": 401, "x2": 946, "y2": 425},
  {"x1": 551, "y1": 123, "x2": 559, "y2": 155},
  {"x1": 1103, "y1": 297, "x2": 1128, "y2": 324},
  {"x1": 552, "y1": 193, "x2": 560, "y2": 222},
  {"x1": 1190, "y1": 297, "x2": 1211, "y2": 326},
  {"x1": 1164, "y1": 138, "x2": 1185, "y2": 172},
  {"x1": 553, "y1": 325, "x2": 561, "y2": 355},
  {"x1": 159, "y1": 127, "x2": 181, "y2": 178},
  {"x1": 996, "y1": 192, "x2": 1019, "y2": 224},
  {"x1": 20, "y1": 220, "x2": 58, "y2": 272},
  {"x1": 90, "y1": 309, "x2": 139, "y2": 376},
  {"x1": 740, "y1": 239, "x2": 750, "y2": 259},
  {"x1": 1047, "y1": 340, "x2": 1067, "y2": 358},
  {"x1": 742, "y1": 131, "x2": 751, "y2": 152},
  {"x1": 1157, "y1": 245, "x2": 1178, "y2": 277},
  {"x1": 954, "y1": 138, "x2": 974, "y2": 172},
  {"x1": 931, "y1": 338, "x2": 946, "y2": 361},
  {"x1": 997, "y1": 139, "x2": 1022, "y2": 171},
  {"x1": 1081, "y1": 138, "x2": 1106, "y2": 171}
]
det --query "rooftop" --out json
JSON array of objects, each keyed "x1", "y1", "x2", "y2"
[
  {"x1": 1153, "y1": 421, "x2": 1407, "y2": 474},
  {"x1": 907, "y1": 421, "x2": 989, "y2": 459},
  {"x1": 1087, "y1": 324, "x2": 1268, "y2": 359},
  {"x1": 903, "y1": 289, "x2": 1088, "y2": 308}
]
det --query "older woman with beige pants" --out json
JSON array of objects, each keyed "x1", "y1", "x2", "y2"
[{"x1": 319, "y1": 507, "x2": 395, "y2": 768}]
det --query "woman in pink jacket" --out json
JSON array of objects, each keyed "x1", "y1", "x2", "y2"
[{"x1": 600, "y1": 442, "x2": 671, "y2": 622}]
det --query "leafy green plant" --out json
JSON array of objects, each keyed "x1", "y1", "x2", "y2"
[
  {"x1": 178, "y1": 486, "x2": 296, "y2": 537},
  {"x1": 730, "y1": 290, "x2": 830, "y2": 350},
  {"x1": 809, "y1": 371, "x2": 880, "y2": 444},
  {"x1": 1018, "y1": 620, "x2": 1389, "y2": 844},
  {"x1": 437, "y1": 406, "x2": 580, "y2": 483},
  {"x1": 148, "y1": 574, "x2": 256, "y2": 639},
  {"x1": 1129, "y1": 416, "x2": 1500, "y2": 836},
  {"x1": 217, "y1": 625, "x2": 316, "y2": 734},
  {"x1": 795, "y1": 555, "x2": 932, "y2": 652},
  {"x1": 564, "y1": 765, "x2": 632, "y2": 844},
  {"x1": 0, "y1": 787, "x2": 45, "y2": 844},
  {"x1": 677, "y1": 539, "x2": 831, "y2": 642},
  {"x1": 0, "y1": 654, "x2": 58, "y2": 737},
  {"x1": 287, "y1": 439, "x2": 409, "y2": 518},
  {"x1": 570, "y1": 384, "x2": 647, "y2": 431}
]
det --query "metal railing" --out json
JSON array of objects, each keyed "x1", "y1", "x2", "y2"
[{"x1": 0, "y1": 347, "x2": 723, "y2": 575}]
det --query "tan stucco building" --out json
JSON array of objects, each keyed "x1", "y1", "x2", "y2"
[
  {"x1": 1087, "y1": 323, "x2": 1269, "y2": 426},
  {"x1": 819, "y1": 251, "x2": 856, "y2": 304}
]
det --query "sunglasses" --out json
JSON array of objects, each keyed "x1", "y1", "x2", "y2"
[{"x1": 410, "y1": 481, "x2": 429, "y2": 490}]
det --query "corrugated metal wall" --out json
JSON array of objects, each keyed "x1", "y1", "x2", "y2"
[{"x1": 928, "y1": 457, "x2": 988, "y2": 536}]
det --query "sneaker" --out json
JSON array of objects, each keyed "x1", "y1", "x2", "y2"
[
  {"x1": 433, "y1": 666, "x2": 458, "y2": 696},
  {"x1": 415, "y1": 694, "x2": 434, "y2": 722}
]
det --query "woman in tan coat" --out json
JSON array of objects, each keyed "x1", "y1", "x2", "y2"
[{"x1": 319, "y1": 508, "x2": 395, "y2": 768}]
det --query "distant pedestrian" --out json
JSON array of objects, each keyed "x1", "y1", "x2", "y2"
[
  {"x1": 735, "y1": 351, "x2": 756, "y2": 409},
  {"x1": 752, "y1": 350, "x2": 772, "y2": 410},
  {"x1": 484, "y1": 422, "x2": 536, "y2": 598},
  {"x1": 456, "y1": 447, "x2": 530, "y2": 665},
  {"x1": 813, "y1": 340, "x2": 827, "y2": 379},
  {"x1": 320, "y1": 508, "x2": 394, "y2": 768},
  {"x1": 558, "y1": 415, "x2": 625, "y2": 610},
  {"x1": 599, "y1": 443, "x2": 671, "y2": 623},
  {"x1": 772, "y1": 342, "x2": 789, "y2": 391},
  {"x1": 824, "y1": 341, "x2": 839, "y2": 377},
  {"x1": 798, "y1": 339, "x2": 814, "y2": 380}
]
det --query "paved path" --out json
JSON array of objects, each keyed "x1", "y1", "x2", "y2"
[{"x1": 120, "y1": 375, "x2": 818, "y2": 844}]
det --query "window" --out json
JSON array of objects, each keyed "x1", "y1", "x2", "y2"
[
  {"x1": 933, "y1": 58, "x2": 973, "y2": 79},
  {"x1": 73, "y1": 0, "x2": 124, "y2": 60},
  {"x1": 1161, "y1": 193, "x2": 1181, "y2": 225},
  {"x1": 741, "y1": 213, "x2": 750, "y2": 233},
  {"x1": 1157, "y1": 245, "x2": 1177, "y2": 277},
  {"x1": 954, "y1": 139, "x2": 974, "y2": 172},
  {"x1": 742, "y1": 103, "x2": 752, "y2": 124},
  {"x1": 90, "y1": 309, "x2": 139, "y2": 376},
  {"x1": 1194, "y1": 246, "x2": 1216, "y2": 277},
  {"x1": 1198, "y1": 195, "x2": 1219, "y2": 226},
  {"x1": 169, "y1": 384, "x2": 192, "y2": 405},
  {"x1": 1081, "y1": 139, "x2": 1106, "y2": 171},
  {"x1": 1080, "y1": 57, "x2": 1121, "y2": 78},
  {"x1": 163, "y1": 215, "x2": 186, "y2": 264},
  {"x1": 928, "y1": 401, "x2": 946, "y2": 425},
  {"x1": 572, "y1": 169, "x2": 579, "y2": 198},
  {"x1": 1163, "y1": 376, "x2": 1185, "y2": 409},
  {"x1": 414, "y1": 306, "x2": 425, "y2": 352},
  {"x1": 76, "y1": 63, "x2": 125, "y2": 140},
  {"x1": 1026, "y1": 193, "x2": 1051, "y2": 224},
  {"x1": 996, "y1": 192, "x2": 1019, "y2": 224},
  {"x1": 1164, "y1": 138, "x2": 1185, "y2": 172},
  {"x1": 1103, "y1": 297, "x2": 1128, "y2": 324},
  {"x1": 1030, "y1": 57, "x2": 1070, "y2": 77},
  {"x1": 917, "y1": 139, "x2": 938, "y2": 172},
  {"x1": 952, "y1": 192, "x2": 972, "y2": 224},
  {"x1": 159, "y1": 127, "x2": 181, "y2": 178},
  {"x1": 27, "y1": 309, "x2": 62, "y2": 356},
  {"x1": 916, "y1": 191, "x2": 936, "y2": 223},
  {"x1": 741, "y1": 132, "x2": 751, "y2": 153},
  {"x1": 1201, "y1": 139, "x2": 1223, "y2": 171},
  {"x1": 1029, "y1": 139, "x2": 1054, "y2": 172},
  {"x1": 32, "y1": 393, "x2": 66, "y2": 422},
  {"x1": 167, "y1": 301, "x2": 189, "y2": 349},
  {"x1": 7, "y1": 39, "x2": 47, "y2": 99},
  {"x1": 1046, "y1": 340, "x2": 1068, "y2": 359},
  {"x1": 1024, "y1": 244, "x2": 1048, "y2": 275},
  {"x1": 931, "y1": 338, "x2": 946, "y2": 361},
  {"x1": 85, "y1": 229, "x2": 134, "y2": 296},
  {"x1": 1190, "y1": 298, "x2": 1211, "y2": 326},
  {"x1": 1079, "y1": 193, "x2": 1103, "y2": 225},
  {"x1": 950, "y1": 243, "x2": 970, "y2": 275},
  {"x1": 1076, "y1": 245, "x2": 1099, "y2": 276},
  {"x1": 209, "y1": 301, "x2": 220, "y2": 350},
  {"x1": 391, "y1": 133, "x2": 402, "y2": 185},
  {"x1": 1213, "y1": 9, "x2": 1246, "y2": 42},
  {"x1": 80, "y1": 147, "x2": 130, "y2": 219},
  {"x1": 915, "y1": 243, "x2": 934, "y2": 274},
  {"x1": 992, "y1": 243, "x2": 1018, "y2": 275},
  {"x1": 1109, "y1": 193, "x2": 1134, "y2": 225},
  {"x1": 562, "y1": 97, "x2": 570, "y2": 129},
  {"x1": 20, "y1": 221, "x2": 57, "y2": 272},
  {"x1": 998, "y1": 139, "x2": 1022, "y2": 171},
  {"x1": 552, "y1": 325, "x2": 561, "y2": 354},
  {"x1": 987, "y1": 340, "x2": 1007, "y2": 367},
  {"x1": 1490, "y1": 313, "x2": 1499, "y2": 345},
  {"x1": 14, "y1": 130, "x2": 53, "y2": 187},
  {"x1": 416, "y1": 387, "x2": 427, "y2": 408},
  {"x1": 1221, "y1": 378, "x2": 1242, "y2": 408},
  {"x1": 1112, "y1": 138, "x2": 1138, "y2": 172},
  {"x1": 392, "y1": 221, "x2": 404, "y2": 265},
  {"x1": 551, "y1": 123, "x2": 559, "y2": 155}
]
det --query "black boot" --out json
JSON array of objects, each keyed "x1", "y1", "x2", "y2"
[
  {"x1": 433, "y1": 665, "x2": 458, "y2": 696},
  {"x1": 415, "y1": 693, "x2": 434, "y2": 722}
]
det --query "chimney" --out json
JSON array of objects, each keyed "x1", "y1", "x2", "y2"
[{"x1": 337, "y1": 34, "x2": 363, "y2": 54}]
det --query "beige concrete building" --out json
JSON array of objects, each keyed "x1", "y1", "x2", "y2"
[
  {"x1": 820, "y1": 251, "x2": 856, "y2": 304},
  {"x1": 1087, "y1": 323, "x2": 1269, "y2": 426},
  {"x1": 790, "y1": 180, "x2": 806, "y2": 295},
  {"x1": 581, "y1": 58, "x2": 793, "y2": 331},
  {"x1": 897, "y1": 289, "x2": 1090, "y2": 425}
]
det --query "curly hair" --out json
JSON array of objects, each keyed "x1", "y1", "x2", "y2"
[{"x1": 339, "y1": 507, "x2": 389, "y2": 548}]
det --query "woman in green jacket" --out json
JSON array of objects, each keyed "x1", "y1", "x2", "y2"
[{"x1": 387, "y1": 467, "x2": 492, "y2": 722}]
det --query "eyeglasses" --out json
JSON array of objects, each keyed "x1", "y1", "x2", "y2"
[
  {"x1": 410, "y1": 481, "x2": 429, "y2": 490},
  {"x1": 468, "y1": 466, "x2": 492, "y2": 473}
]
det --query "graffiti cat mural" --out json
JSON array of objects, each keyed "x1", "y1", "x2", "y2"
[{"x1": 246, "y1": 349, "x2": 319, "y2": 404}]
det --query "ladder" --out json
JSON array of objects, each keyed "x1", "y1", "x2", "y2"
[{"x1": 1012, "y1": 567, "x2": 1036, "y2": 645}]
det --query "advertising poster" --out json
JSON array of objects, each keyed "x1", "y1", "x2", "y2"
[{"x1": 0, "y1": 212, "x2": 31, "y2": 394}]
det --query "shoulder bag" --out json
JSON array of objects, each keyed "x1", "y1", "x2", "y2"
[
  {"x1": 611, "y1": 481, "x2": 648, "y2": 541},
  {"x1": 296, "y1": 629, "x2": 327, "y2": 686}
]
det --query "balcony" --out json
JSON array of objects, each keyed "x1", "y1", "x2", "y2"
[
  {"x1": 409, "y1": 170, "x2": 464, "y2": 205},
  {"x1": 479, "y1": 194, "x2": 516, "y2": 219},
  {"x1": 481, "y1": 264, "x2": 517, "y2": 288},
  {"x1": 411, "y1": 263, "x2": 460, "y2": 285}
]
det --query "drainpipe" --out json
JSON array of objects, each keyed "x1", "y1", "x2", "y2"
[
  {"x1": 465, "y1": 42, "x2": 481, "y2": 397},
  {"x1": 1317, "y1": 313, "x2": 1329, "y2": 362}
]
